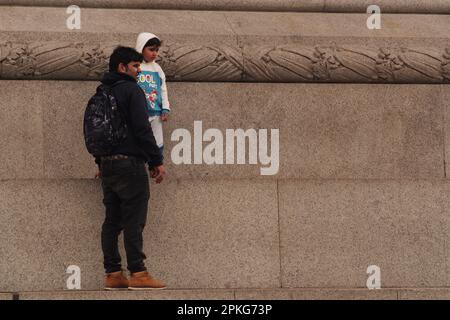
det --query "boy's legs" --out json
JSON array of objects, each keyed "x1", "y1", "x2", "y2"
[{"x1": 149, "y1": 115, "x2": 164, "y2": 158}]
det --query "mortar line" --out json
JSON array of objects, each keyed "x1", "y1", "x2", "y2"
[
  {"x1": 277, "y1": 179, "x2": 283, "y2": 288},
  {"x1": 440, "y1": 84, "x2": 448, "y2": 288},
  {"x1": 223, "y1": 12, "x2": 244, "y2": 81},
  {"x1": 223, "y1": 12, "x2": 239, "y2": 47},
  {"x1": 442, "y1": 84, "x2": 447, "y2": 179}
]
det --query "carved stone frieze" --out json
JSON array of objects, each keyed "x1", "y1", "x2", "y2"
[
  {"x1": 1, "y1": 41, "x2": 449, "y2": 83},
  {"x1": 0, "y1": 42, "x2": 114, "y2": 79},
  {"x1": 244, "y1": 45, "x2": 450, "y2": 83}
]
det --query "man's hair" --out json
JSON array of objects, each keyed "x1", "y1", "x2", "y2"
[
  {"x1": 144, "y1": 37, "x2": 162, "y2": 48},
  {"x1": 109, "y1": 46, "x2": 143, "y2": 72}
]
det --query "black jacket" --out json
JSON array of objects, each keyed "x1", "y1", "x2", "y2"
[{"x1": 95, "y1": 71, "x2": 163, "y2": 167}]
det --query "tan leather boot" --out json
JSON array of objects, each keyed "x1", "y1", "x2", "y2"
[
  {"x1": 104, "y1": 271, "x2": 129, "y2": 290},
  {"x1": 128, "y1": 271, "x2": 166, "y2": 290}
]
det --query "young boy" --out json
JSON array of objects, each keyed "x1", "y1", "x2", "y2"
[{"x1": 135, "y1": 32, "x2": 171, "y2": 162}]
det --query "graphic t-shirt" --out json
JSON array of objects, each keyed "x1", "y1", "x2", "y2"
[{"x1": 137, "y1": 70, "x2": 162, "y2": 116}]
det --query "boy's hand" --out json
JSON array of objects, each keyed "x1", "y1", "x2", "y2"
[
  {"x1": 161, "y1": 113, "x2": 169, "y2": 122},
  {"x1": 150, "y1": 165, "x2": 166, "y2": 184},
  {"x1": 94, "y1": 170, "x2": 102, "y2": 179}
]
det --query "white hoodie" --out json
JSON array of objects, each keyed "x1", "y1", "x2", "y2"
[{"x1": 135, "y1": 32, "x2": 170, "y2": 116}]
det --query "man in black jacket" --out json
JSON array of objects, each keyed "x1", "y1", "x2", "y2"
[{"x1": 96, "y1": 46, "x2": 166, "y2": 290}]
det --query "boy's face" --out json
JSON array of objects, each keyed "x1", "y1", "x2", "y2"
[{"x1": 142, "y1": 45, "x2": 160, "y2": 62}]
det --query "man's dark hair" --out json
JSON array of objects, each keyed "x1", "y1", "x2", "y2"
[
  {"x1": 144, "y1": 37, "x2": 162, "y2": 48},
  {"x1": 109, "y1": 46, "x2": 143, "y2": 72}
]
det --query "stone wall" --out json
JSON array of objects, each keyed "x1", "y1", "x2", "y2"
[{"x1": 0, "y1": 2, "x2": 449, "y2": 292}]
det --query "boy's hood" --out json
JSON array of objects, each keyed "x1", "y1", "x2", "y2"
[{"x1": 135, "y1": 32, "x2": 160, "y2": 54}]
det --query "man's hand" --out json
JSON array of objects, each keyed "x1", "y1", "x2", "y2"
[
  {"x1": 95, "y1": 170, "x2": 102, "y2": 179},
  {"x1": 150, "y1": 165, "x2": 166, "y2": 184},
  {"x1": 160, "y1": 113, "x2": 169, "y2": 122}
]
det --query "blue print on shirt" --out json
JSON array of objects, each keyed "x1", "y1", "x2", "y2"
[{"x1": 137, "y1": 71, "x2": 162, "y2": 116}]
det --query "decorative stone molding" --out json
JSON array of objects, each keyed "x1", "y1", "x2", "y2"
[
  {"x1": 158, "y1": 43, "x2": 243, "y2": 81},
  {"x1": 0, "y1": 42, "x2": 114, "y2": 79},
  {"x1": 243, "y1": 45, "x2": 450, "y2": 83},
  {"x1": 1, "y1": 41, "x2": 449, "y2": 83}
]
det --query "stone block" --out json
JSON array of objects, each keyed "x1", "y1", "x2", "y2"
[
  {"x1": 141, "y1": 179, "x2": 280, "y2": 289},
  {"x1": 0, "y1": 82, "x2": 444, "y2": 180},
  {"x1": 0, "y1": 179, "x2": 280, "y2": 291},
  {"x1": 225, "y1": 12, "x2": 450, "y2": 39},
  {"x1": 279, "y1": 180, "x2": 449, "y2": 288},
  {"x1": 0, "y1": 179, "x2": 105, "y2": 292},
  {"x1": 275, "y1": 84, "x2": 444, "y2": 179},
  {"x1": 42, "y1": 81, "x2": 97, "y2": 179},
  {"x1": 0, "y1": 82, "x2": 44, "y2": 180},
  {"x1": 0, "y1": 7, "x2": 236, "y2": 37},
  {"x1": 53, "y1": 83, "x2": 446, "y2": 180}
]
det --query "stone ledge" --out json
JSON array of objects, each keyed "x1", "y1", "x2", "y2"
[
  {"x1": 398, "y1": 288, "x2": 450, "y2": 300},
  {"x1": 234, "y1": 288, "x2": 398, "y2": 300},
  {"x1": 17, "y1": 289, "x2": 235, "y2": 300},
  {"x1": 0, "y1": 293, "x2": 13, "y2": 300},
  {"x1": 12, "y1": 288, "x2": 450, "y2": 300},
  {"x1": 2, "y1": 8, "x2": 449, "y2": 39},
  {"x1": 0, "y1": 0, "x2": 449, "y2": 13}
]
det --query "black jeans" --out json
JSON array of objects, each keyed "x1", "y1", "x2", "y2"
[{"x1": 100, "y1": 157, "x2": 149, "y2": 274}]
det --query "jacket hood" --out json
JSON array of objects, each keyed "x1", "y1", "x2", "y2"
[
  {"x1": 101, "y1": 71, "x2": 136, "y2": 86},
  {"x1": 135, "y1": 32, "x2": 160, "y2": 54}
]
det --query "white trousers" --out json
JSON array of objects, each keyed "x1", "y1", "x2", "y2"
[{"x1": 149, "y1": 115, "x2": 164, "y2": 148}]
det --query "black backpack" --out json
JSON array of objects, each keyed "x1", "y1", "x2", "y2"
[{"x1": 83, "y1": 81, "x2": 127, "y2": 156}]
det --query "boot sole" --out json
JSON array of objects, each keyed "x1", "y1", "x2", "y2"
[
  {"x1": 128, "y1": 286, "x2": 167, "y2": 290},
  {"x1": 104, "y1": 287, "x2": 129, "y2": 291}
]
